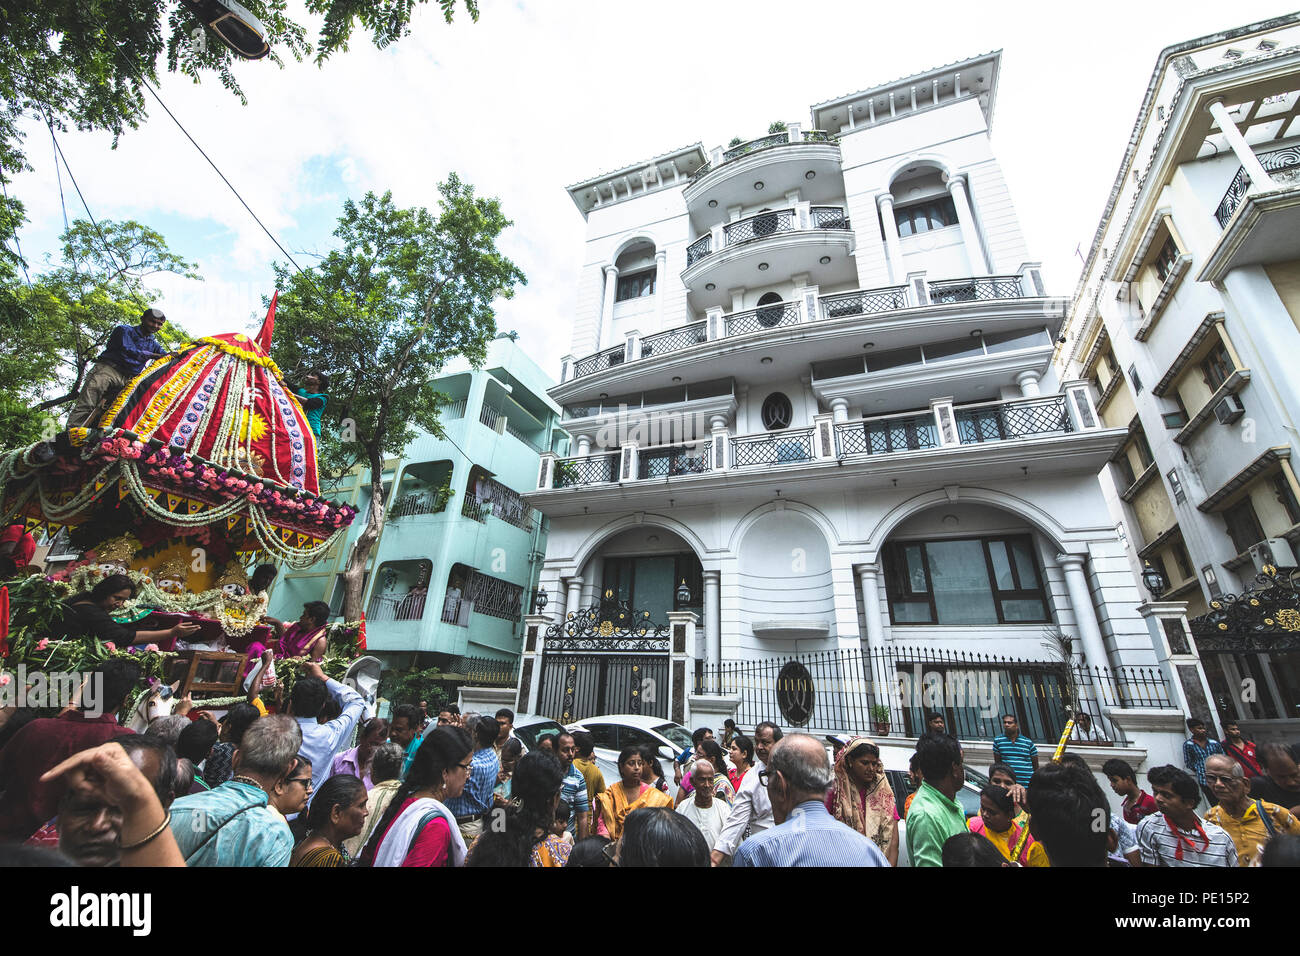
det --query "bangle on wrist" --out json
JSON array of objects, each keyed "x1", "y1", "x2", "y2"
[{"x1": 120, "y1": 809, "x2": 171, "y2": 851}]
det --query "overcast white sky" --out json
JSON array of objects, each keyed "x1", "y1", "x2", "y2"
[{"x1": 9, "y1": 1, "x2": 1294, "y2": 381}]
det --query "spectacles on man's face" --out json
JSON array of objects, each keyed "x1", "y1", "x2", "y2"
[
  {"x1": 1205, "y1": 773, "x2": 1239, "y2": 786},
  {"x1": 286, "y1": 777, "x2": 312, "y2": 789}
]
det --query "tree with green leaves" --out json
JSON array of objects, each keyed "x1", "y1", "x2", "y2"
[
  {"x1": 0, "y1": 218, "x2": 196, "y2": 444},
  {"x1": 270, "y1": 177, "x2": 525, "y2": 620},
  {"x1": 0, "y1": 0, "x2": 481, "y2": 268}
]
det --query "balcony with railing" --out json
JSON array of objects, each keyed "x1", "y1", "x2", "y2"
[
  {"x1": 685, "y1": 128, "x2": 840, "y2": 202},
  {"x1": 1202, "y1": 144, "x2": 1300, "y2": 282},
  {"x1": 560, "y1": 265, "x2": 1048, "y2": 387},
  {"x1": 537, "y1": 388, "x2": 1108, "y2": 498},
  {"x1": 388, "y1": 487, "x2": 452, "y2": 520}
]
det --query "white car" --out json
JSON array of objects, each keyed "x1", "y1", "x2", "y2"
[
  {"x1": 876, "y1": 740, "x2": 991, "y2": 867},
  {"x1": 565, "y1": 714, "x2": 699, "y2": 788}
]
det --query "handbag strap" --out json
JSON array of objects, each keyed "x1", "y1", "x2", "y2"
[
  {"x1": 1254, "y1": 800, "x2": 1277, "y2": 837},
  {"x1": 186, "y1": 801, "x2": 262, "y2": 862}
]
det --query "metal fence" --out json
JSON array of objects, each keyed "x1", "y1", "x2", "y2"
[
  {"x1": 724, "y1": 208, "x2": 797, "y2": 247},
  {"x1": 686, "y1": 234, "x2": 712, "y2": 267},
  {"x1": 637, "y1": 444, "x2": 709, "y2": 479},
  {"x1": 552, "y1": 452, "x2": 619, "y2": 488},
  {"x1": 722, "y1": 131, "x2": 789, "y2": 162},
  {"x1": 641, "y1": 320, "x2": 707, "y2": 358},
  {"x1": 571, "y1": 343, "x2": 626, "y2": 378},
  {"x1": 928, "y1": 275, "x2": 1025, "y2": 304},
  {"x1": 820, "y1": 285, "x2": 908, "y2": 319},
  {"x1": 731, "y1": 428, "x2": 814, "y2": 468},
  {"x1": 389, "y1": 488, "x2": 451, "y2": 520},
  {"x1": 367, "y1": 590, "x2": 428, "y2": 623},
  {"x1": 695, "y1": 645, "x2": 1176, "y2": 745},
  {"x1": 1216, "y1": 145, "x2": 1300, "y2": 227},
  {"x1": 447, "y1": 655, "x2": 519, "y2": 688},
  {"x1": 810, "y1": 205, "x2": 850, "y2": 230},
  {"x1": 726, "y1": 300, "x2": 799, "y2": 337},
  {"x1": 954, "y1": 395, "x2": 1072, "y2": 443},
  {"x1": 835, "y1": 414, "x2": 938, "y2": 456}
]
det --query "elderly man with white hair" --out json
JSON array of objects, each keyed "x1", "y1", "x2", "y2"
[
  {"x1": 733, "y1": 734, "x2": 888, "y2": 867},
  {"x1": 1204, "y1": 752, "x2": 1300, "y2": 867},
  {"x1": 676, "y1": 759, "x2": 730, "y2": 850}
]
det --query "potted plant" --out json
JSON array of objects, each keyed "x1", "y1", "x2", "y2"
[{"x1": 870, "y1": 704, "x2": 891, "y2": 736}]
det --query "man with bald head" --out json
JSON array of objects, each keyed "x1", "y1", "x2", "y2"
[
  {"x1": 733, "y1": 734, "x2": 888, "y2": 867},
  {"x1": 676, "y1": 759, "x2": 730, "y2": 850},
  {"x1": 1204, "y1": 753, "x2": 1300, "y2": 867}
]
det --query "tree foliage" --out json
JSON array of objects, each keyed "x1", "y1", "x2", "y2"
[
  {"x1": 0, "y1": 0, "x2": 480, "y2": 256},
  {"x1": 270, "y1": 178, "x2": 525, "y2": 619},
  {"x1": 0, "y1": 218, "x2": 196, "y2": 443}
]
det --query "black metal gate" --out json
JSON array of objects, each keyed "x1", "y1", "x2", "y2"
[
  {"x1": 538, "y1": 653, "x2": 669, "y2": 724},
  {"x1": 537, "y1": 591, "x2": 672, "y2": 724}
]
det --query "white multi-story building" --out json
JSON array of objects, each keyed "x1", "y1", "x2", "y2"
[
  {"x1": 1057, "y1": 14, "x2": 1300, "y2": 742},
  {"x1": 519, "y1": 52, "x2": 1195, "y2": 766}
]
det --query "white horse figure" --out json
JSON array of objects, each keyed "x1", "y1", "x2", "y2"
[{"x1": 126, "y1": 680, "x2": 181, "y2": 734}]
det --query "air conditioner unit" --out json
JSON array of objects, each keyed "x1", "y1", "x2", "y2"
[
  {"x1": 1249, "y1": 538, "x2": 1298, "y2": 572},
  {"x1": 1214, "y1": 394, "x2": 1245, "y2": 425}
]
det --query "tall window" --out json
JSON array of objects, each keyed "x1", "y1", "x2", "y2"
[
  {"x1": 615, "y1": 269, "x2": 656, "y2": 302},
  {"x1": 894, "y1": 195, "x2": 959, "y2": 236},
  {"x1": 883, "y1": 535, "x2": 1050, "y2": 625},
  {"x1": 1201, "y1": 341, "x2": 1234, "y2": 390},
  {"x1": 1223, "y1": 498, "x2": 1265, "y2": 554},
  {"x1": 1153, "y1": 235, "x2": 1181, "y2": 282}
]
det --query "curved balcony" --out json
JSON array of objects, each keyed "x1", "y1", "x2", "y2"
[
  {"x1": 681, "y1": 205, "x2": 855, "y2": 311},
  {"x1": 684, "y1": 130, "x2": 843, "y2": 215}
]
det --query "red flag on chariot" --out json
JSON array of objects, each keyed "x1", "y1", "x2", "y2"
[{"x1": 256, "y1": 290, "x2": 278, "y2": 354}]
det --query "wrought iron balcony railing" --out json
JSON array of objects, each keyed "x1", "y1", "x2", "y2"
[
  {"x1": 1215, "y1": 145, "x2": 1300, "y2": 227},
  {"x1": 819, "y1": 285, "x2": 909, "y2": 319},
  {"x1": 637, "y1": 443, "x2": 710, "y2": 479},
  {"x1": 731, "y1": 428, "x2": 815, "y2": 468},
  {"x1": 726, "y1": 300, "x2": 800, "y2": 337},
  {"x1": 954, "y1": 395, "x2": 1073, "y2": 443},
  {"x1": 640, "y1": 320, "x2": 707, "y2": 359},
  {"x1": 724, "y1": 131, "x2": 790, "y2": 161},
  {"x1": 552, "y1": 451, "x2": 620, "y2": 488},
  {"x1": 388, "y1": 488, "x2": 452, "y2": 520},
  {"x1": 928, "y1": 275, "x2": 1026, "y2": 304},
  {"x1": 686, "y1": 234, "x2": 712, "y2": 267},
  {"x1": 810, "y1": 205, "x2": 851, "y2": 230},
  {"x1": 571, "y1": 343, "x2": 626, "y2": 378},
  {"x1": 723, "y1": 208, "x2": 797, "y2": 246},
  {"x1": 688, "y1": 130, "x2": 837, "y2": 185},
  {"x1": 835, "y1": 414, "x2": 938, "y2": 457}
]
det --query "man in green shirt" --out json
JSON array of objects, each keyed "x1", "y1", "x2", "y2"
[{"x1": 906, "y1": 733, "x2": 968, "y2": 867}]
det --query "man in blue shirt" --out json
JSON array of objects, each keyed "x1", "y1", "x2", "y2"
[
  {"x1": 68, "y1": 307, "x2": 170, "y2": 428},
  {"x1": 733, "y1": 734, "x2": 887, "y2": 867},
  {"x1": 1182, "y1": 716, "x2": 1225, "y2": 801},
  {"x1": 284, "y1": 661, "x2": 370, "y2": 795},
  {"x1": 446, "y1": 716, "x2": 501, "y2": 843},
  {"x1": 553, "y1": 731, "x2": 591, "y2": 838},
  {"x1": 993, "y1": 714, "x2": 1039, "y2": 785},
  {"x1": 169, "y1": 715, "x2": 301, "y2": 866}
]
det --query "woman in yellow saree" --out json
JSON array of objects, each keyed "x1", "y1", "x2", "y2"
[{"x1": 596, "y1": 746, "x2": 672, "y2": 840}]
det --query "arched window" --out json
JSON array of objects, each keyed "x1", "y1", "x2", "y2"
[
  {"x1": 614, "y1": 241, "x2": 658, "y2": 302},
  {"x1": 761, "y1": 392, "x2": 792, "y2": 430}
]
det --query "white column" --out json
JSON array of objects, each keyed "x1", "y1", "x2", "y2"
[
  {"x1": 599, "y1": 265, "x2": 619, "y2": 351},
  {"x1": 877, "y1": 193, "x2": 903, "y2": 285},
  {"x1": 1207, "y1": 98, "x2": 1273, "y2": 189},
  {"x1": 830, "y1": 398, "x2": 850, "y2": 423},
  {"x1": 703, "y1": 569, "x2": 721, "y2": 687},
  {"x1": 947, "y1": 174, "x2": 988, "y2": 275},
  {"x1": 1015, "y1": 370, "x2": 1042, "y2": 398},
  {"x1": 653, "y1": 249, "x2": 668, "y2": 331},
  {"x1": 566, "y1": 575, "x2": 584, "y2": 619},
  {"x1": 857, "y1": 565, "x2": 886, "y2": 647},
  {"x1": 576, "y1": 434, "x2": 592, "y2": 456},
  {"x1": 1057, "y1": 554, "x2": 1111, "y2": 671}
]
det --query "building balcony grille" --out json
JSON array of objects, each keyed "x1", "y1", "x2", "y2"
[
  {"x1": 928, "y1": 275, "x2": 1025, "y2": 304},
  {"x1": 552, "y1": 451, "x2": 620, "y2": 488},
  {"x1": 1215, "y1": 145, "x2": 1300, "y2": 227},
  {"x1": 637, "y1": 443, "x2": 710, "y2": 479},
  {"x1": 819, "y1": 285, "x2": 909, "y2": 319},
  {"x1": 726, "y1": 300, "x2": 800, "y2": 337},
  {"x1": 389, "y1": 488, "x2": 452, "y2": 520},
  {"x1": 688, "y1": 130, "x2": 837, "y2": 185},
  {"x1": 686, "y1": 234, "x2": 712, "y2": 267},
  {"x1": 640, "y1": 320, "x2": 707, "y2": 359},
  {"x1": 810, "y1": 205, "x2": 851, "y2": 230},
  {"x1": 731, "y1": 427, "x2": 815, "y2": 468},
  {"x1": 954, "y1": 395, "x2": 1073, "y2": 443},
  {"x1": 834, "y1": 414, "x2": 938, "y2": 456},
  {"x1": 571, "y1": 344, "x2": 626, "y2": 379},
  {"x1": 723, "y1": 208, "x2": 798, "y2": 246}
]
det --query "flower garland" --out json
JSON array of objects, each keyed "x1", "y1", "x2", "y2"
[{"x1": 62, "y1": 565, "x2": 272, "y2": 638}]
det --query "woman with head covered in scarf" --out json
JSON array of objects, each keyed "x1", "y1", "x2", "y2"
[{"x1": 825, "y1": 737, "x2": 899, "y2": 865}]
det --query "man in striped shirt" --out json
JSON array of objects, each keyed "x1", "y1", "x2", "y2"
[
  {"x1": 992, "y1": 715, "x2": 1039, "y2": 785},
  {"x1": 554, "y1": 732, "x2": 591, "y2": 838},
  {"x1": 733, "y1": 734, "x2": 887, "y2": 867},
  {"x1": 1135, "y1": 765, "x2": 1236, "y2": 867}
]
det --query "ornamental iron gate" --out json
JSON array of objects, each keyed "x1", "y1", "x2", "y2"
[
  {"x1": 537, "y1": 591, "x2": 671, "y2": 724},
  {"x1": 1190, "y1": 566, "x2": 1300, "y2": 726}
]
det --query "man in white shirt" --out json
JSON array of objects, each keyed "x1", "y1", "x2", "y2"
[
  {"x1": 711, "y1": 721, "x2": 781, "y2": 866},
  {"x1": 677, "y1": 759, "x2": 729, "y2": 850}
]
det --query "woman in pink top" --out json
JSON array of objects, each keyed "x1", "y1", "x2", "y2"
[
  {"x1": 361, "y1": 726, "x2": 474, "y2": 867},
  {"x1": 276, "y1": 602, "x2": 331, "y2": 660}
]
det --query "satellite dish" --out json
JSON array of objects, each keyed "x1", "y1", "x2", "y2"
[
  {"x1": 343, "y1": 656, "x2": 383, "y2": 709},
  {"x1": 181, "y1": 0, "x2": 270, "y2": 60}
]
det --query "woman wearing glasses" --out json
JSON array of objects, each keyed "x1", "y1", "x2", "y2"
[
  {"x1": 595, "y1": 746, "x2": 673, "y2": 840},
  {"x1": 826, "y1": 737, "x2": 899, "y2": 866},
  {"x1": 361, "y1": 727, "x2": 474, "y2": 867}
]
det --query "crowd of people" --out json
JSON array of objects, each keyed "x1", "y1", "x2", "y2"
[{"x1": 1, "y1": 659, "x2": 1298, "y2": 868}]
